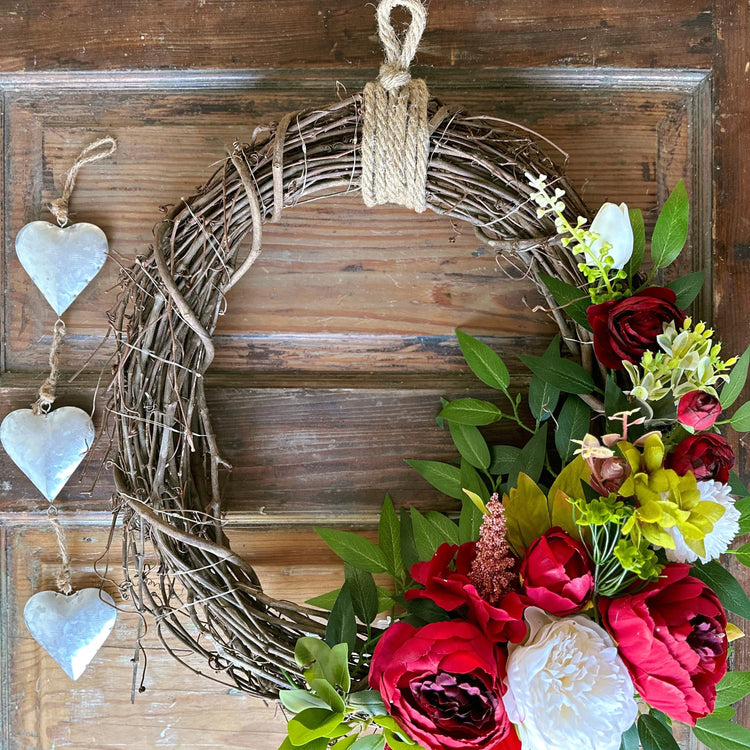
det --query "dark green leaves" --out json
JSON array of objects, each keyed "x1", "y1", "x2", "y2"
[
  {"x1": 666, "y1": 270, "x2": 705, "y2": 310},
  {"x1": 449, "y1": 421, "x2": 491, "y2": 469},
  {"x1": 455, "y1": 329, "x2": 510, "y2": 390},
  {"x1": 405, "y1": 459, "x2": 463, "y2": 500},
  {"x1": 378, "y1": 495, "x2": 404, "y2": 581},
  {"x1": 730, "y1": 401, "x2": 750, "y2": 432},
  {"x1": 344, "y1": 565, "x2": 379, "y2": 626},
  {"x1": 539, "y1": 273, "x2": 591, "y2": 329},
  {"x1": 326, "y1": 584, "x2": 357, "y2": 652},
  {"x1": 555, "y1": 395, "x2": 590, "y2": 463},
  {"x1": 528, "y1": 373, "x2": 560, "y2": 422},
  {"x1": 651, "y1": 180, "x2": 689, "y2": 269},
  {"x1": 619, "y1": 723, "x2": 640, "y2": 750},
  {"x1": 691, "y1": 561, "x2": 750, "y2": 619},
  {"x1": 519, "y1": 340, "x2": 596, "y2": 395},
  {"x1": 637, "y1": 714, "x2": 680, "y2": 750},
  {"x1": 715, "y1": 671, "x2": 750, "y2": 709},
  {"x1": 721, "y1": 344, "x2": 750, "y2": 409},
  {"x1": 316, "y1": 528, "x2": 387, "y2": 574}
]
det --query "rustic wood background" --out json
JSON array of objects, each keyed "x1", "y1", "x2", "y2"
[{"x1": 0, "y1": 1, "x2": 748, "y2": 748}]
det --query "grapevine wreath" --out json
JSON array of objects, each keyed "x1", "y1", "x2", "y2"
[{"x1": 110, "y1": 2, "x2": 750, "y2": 749}]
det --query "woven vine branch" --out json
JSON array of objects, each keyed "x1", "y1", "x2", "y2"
[{"x1": 109, "y1": 89, "x2": 592, "y2": 698}]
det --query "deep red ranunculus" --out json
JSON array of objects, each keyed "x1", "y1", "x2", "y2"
[
  {"x1": 599, "y1": 563, "x2": 727, "y2": 725},
  {"x1": 586, "y1": 287, "x2": 686, "y2": 370},
  {"x1": 668, "y1": 432, "x2": 735, "y2": 484},
  {"x1": 369, "y1": 620, "x2": 522, "y2": 750},
  {"x1": 678, "y1": 391, "x2": 723, "y2": 431},
  {"x1": 519, "y1": 528, "x2": 594, "y2": 616},
  {"x1": 406, "y1": 543, "x2": 526, "y2": 643}
]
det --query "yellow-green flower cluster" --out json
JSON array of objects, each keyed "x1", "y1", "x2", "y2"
[
  {"x1": 618, "y1": 433, "x2": 725, "y2": 559},
  {"x1": 525, "y1": 172, "x2": 624, "y2": 301},
  {"x1": 624, "y1": 318, "x2": 737, "y2": 403}
]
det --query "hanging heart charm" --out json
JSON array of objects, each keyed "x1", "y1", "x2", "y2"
[
  {"x1": 0, "y1": 406, "x2": 95, "y2": 502},
  {"x1": 15, "y1": 220, "x2": 109, "y2": 316},
  {"x1": 24, "y1": 588, "x2": 116, "y2": 680}
]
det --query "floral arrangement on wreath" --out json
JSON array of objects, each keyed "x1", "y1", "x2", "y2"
[{"x1": 278, "y1": 178, "x2": 750, "y2": 750}]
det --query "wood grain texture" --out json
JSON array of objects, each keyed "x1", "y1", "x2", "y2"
[
  {"x1": 0, "y1": 1, "x2": 712, "y2": 72},
  {"x1": 2, "y1": 70, "x2": 710, "y2": 373}
]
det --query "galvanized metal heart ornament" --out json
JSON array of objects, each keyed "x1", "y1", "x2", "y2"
[
  {"x1": 0, "y1": 406, "x2": 95, "y2": 502},
  {"x1": 24, "y1": 588, "x2": 116, "y2": 680},
  {"x1": 15, "y1": 220, "x2": 108, "y2": 316}
]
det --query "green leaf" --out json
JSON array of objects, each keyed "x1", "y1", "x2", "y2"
[
  {"x1": 350, "y1": 736, "x2": 386, "y2": 750},
  {"x1": 667, "y1": 270, "x2": 705, "y2": 310},
  {"x1": 455, "y1": 329, "x2": 510, "y2": 390},
  {"x1": 528, "y1": 373, "x2": 561, "y2": 422},
  {"x1": 382, "y1": 729, "x2": 420, "y2": 750},
  {"x1": 691, "y1": 561, "x2": 750, "y2": 619},
  {"x1": 604, "y1": 376, "x2": 632, "y2": 431},
  {"x1": 519, "y1": 353, "x2": 595, "y2": 395},
  {"x1": 715, "y1": 671, "x2": 750, "y2": 708},
  {"x1": 693, "y1": 716, "x2": 750, "y2": 750},
  {"x1": 279, "y1": 737, "x2": 330, "y2": 750},
  {"x1": 730, "y1": 401, "x2": 750, "y2": 432},
  {"x1": 539, "y1": 272, "x2": 591, "y2": 329},
  {"x1": 404, "y1": 597, "x2": 451, "y2": 625},
  {"x1": 378, "y1": 495, "x2": 403, "y2": 581},
  {"x1": 345, "y1": 564, "x2": 379, "y2": 626},
  {"x1": 555, "y1": 395, "x2": 590, "y2": 463},
  {"x1": 295, "y1": 637, "x2": 337, "y2": 686},
  {"x1": 439, "y1": 398, "x2": 502, "y2": 426},
  {"x1": 425, "y1": 510, "x2": 460, "y2": 545},
  {"x1": 399, "y1": 509, "x2": 419, "y2": 573},
  {"x1": 309, "y1": 678, "x2": 346, "y2": 713},
  {"x1": 461, "y1": 459, "x2": 491, "y2": 503},
  {"x1": 733, "y1": 542, "x2": 750, "y2": 567},
  {"x1": 619, "y1": 723, "x2": 640, "y2": 750},
  {"x1": 508, "y1": 423, "x2": 548, "y2": 487},
  {"x1": 637, "y1": 714, "x2": 680, "y2": 750},
  {"x1": 489, "y1": 445, "x2": 521, "y2": 476},
  {"x1": 449, "y1": 421, "x2": 491, "y2": 469},
  {"x1": 279, "y1": 689, "x2": 331, "y2": 714},
  {"x1": 316, "y1": 527, "x2": 388, "y2": 574},
  {"x1": 305, "y1": 589, "x2": 339, "y2": 610},
  {"x1": 287, "y1": 709, "x2": 346, "y2": 746},
  {"x1": 730, "y1": 470, "x2": 749, "y2": 497},
  {"x1": 651, "y1": 180, "x2": 689, "y2": 269},
  {"x1": 405, "y1": 459, "x2": 463, "y2": 500},
  {"x1": 721, "y1": 345, "x2": 750, "y2": 409},
  {"x1": 459, "y1": 495, "x2": 484, "y2": 543},
  {"x1": 737, "y1": 497, "x2": 750, "y2": 535},
  {"x1": 375, "y1": 586, "x2": 395, "y2": 614},
  {"x1": 346, "y1": 690, "x2": 387, "y2": 716},
  {"x1": 626, "y1": 207, "x2": 646, "y2": 280},
  {"x1": 325, "y1": 583, "x2": 358, "y2": 653},
  {"x1": 330, "y1": 643, "x2": 350, "y2": 692},
  {"x1": 410, "y1": 508, "x2": 447, "y2": 561},
  {"x1": 332, "y1": 736, "x2": 359, "y2": 750}
]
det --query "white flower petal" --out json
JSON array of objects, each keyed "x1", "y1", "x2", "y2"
[
  {"x1": 505, "y1": 608, "x2": 637, "y2": 750},
  {"x1": 665, "y1": 480, "x2": 740, "y2": 563},
  {"x1": 587, "y1": 202, "x2": 634, "y2": 270}
]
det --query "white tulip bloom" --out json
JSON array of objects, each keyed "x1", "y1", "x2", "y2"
[
  {"x1": 665, "y1": 480, "x2": 739, "y2": 564},
  {"x1": 504, "y1": 608, "x2": 638, "y2": 750},
  {"x1": 586, "y1": 202, "x2": 633, "y2": 270}
]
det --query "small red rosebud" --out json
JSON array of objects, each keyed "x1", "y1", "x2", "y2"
[{"x1": 677, "y1": 390, "x2": 722, "y2": 431}]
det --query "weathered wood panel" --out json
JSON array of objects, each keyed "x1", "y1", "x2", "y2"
[
  {"x1": 0, "y1": 1, "x2": 712, "y2": 72},
  {"x1": 2, "y1": 70, "x2": 710, "y2": 374}
]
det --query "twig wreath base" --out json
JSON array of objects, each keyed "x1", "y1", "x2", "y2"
[{"x1": 110, "y1": 91, "x2": 591, "y2": 699}]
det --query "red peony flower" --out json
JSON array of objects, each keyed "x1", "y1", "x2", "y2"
[
  {"x1": 519, "y1": 528, "x2": 594, "y2": 616},
  {"x1": 678, "y1": 391, "x2": 723, "y2": 431},
  {"x1": 668, "y1": 432, "x2": 735, "y2": 483},
  {"x1": 369, "y1": 620, "x2": 522, "y2": 750},
  {"x1": 586, "y1": 287, "x2": 686, "y2": 370},
  {"x1": 407, "y1": 542, "x2": 526, "y2": 643},
  {"x1": 599, "y1": 563, "x2": 728, "y2": 725}
]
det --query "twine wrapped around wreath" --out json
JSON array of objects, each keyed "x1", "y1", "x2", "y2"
[{"x1": 110, "y1": 0, "x2": 592, "y2": 699}]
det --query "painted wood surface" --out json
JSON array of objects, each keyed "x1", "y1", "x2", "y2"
[{"x1": 0, "y1": 1, "x2": 747, "y2": 748}]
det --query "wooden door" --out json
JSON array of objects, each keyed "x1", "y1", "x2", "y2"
[{"x1": 0, "y1": 2, "x2": 747, "y2": 748}]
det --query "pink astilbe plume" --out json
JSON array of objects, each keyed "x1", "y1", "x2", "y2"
[{"x1": 469, "y1": 494, "x2": 518, "y2": 606}]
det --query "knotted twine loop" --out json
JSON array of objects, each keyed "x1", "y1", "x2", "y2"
[
  {"x1": 32, "y1": 318, "x2": 66, "y2": 415},
  {"x1": 361, "y1": 0, "x2": 429, "y2": 213},
  {"x1": 47, "y1": 505, "x2": 73, "y2": 595},
  {"x1": 48, "y1": 136, "x2": 118, "y2": 227}
]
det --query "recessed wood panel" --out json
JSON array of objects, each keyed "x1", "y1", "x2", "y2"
[{"x1": 2, "y1": 69, "x2": 711, "y2": 375}]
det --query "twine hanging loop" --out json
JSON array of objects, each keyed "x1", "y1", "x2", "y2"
[
  {"x1": 48, "y1": 136, "x2": 118, "y2": 227},
  {"x1": 32, "y1": 318, "x2": 66, "y2": 415},
  {"x1": 361, "y1": 0, "x2": 430, "y2": 213}
]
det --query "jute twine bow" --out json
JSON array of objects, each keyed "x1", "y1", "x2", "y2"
[
  {"x1": 361, "y1": 0, "x2": 429, "y2": 212},
  {"x1": 48, "y1": 136, "x2": 117, "y2": 227}
]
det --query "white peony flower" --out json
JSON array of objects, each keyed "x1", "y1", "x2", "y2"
[
  {"x1": 586, "y1": 202, "x2": 633, "y2": 270},
  {"x1": 665, "y1": 480, "x2": 739, "y2": 563},
  {"x1": 504, "y1": 607, "x2": 637, "y2": 750}
]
